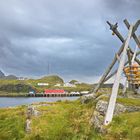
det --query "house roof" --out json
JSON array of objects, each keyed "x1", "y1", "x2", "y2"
[{"x1": 44, "y1": 89, "x2": 65, "y2": 94}]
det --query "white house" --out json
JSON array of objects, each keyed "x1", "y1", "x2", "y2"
[
  {"x1": 63, "y1": 83, "x2": 76, "y2": 87},
  {"x1": 54, "y1": 83, "x2": 61, "y2": 87},
  {"x1": 37, "y1": 83, "x2": 49, "y2": 86},
  {"x1": 80, "y1": 91, "x2": 89, "y2": 95},
  {"x1": 70, "y1": 92, "x2": 80, "y2": 95}
]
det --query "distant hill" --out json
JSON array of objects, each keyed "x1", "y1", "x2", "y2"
[
  {"x1": 4, "y1": 75, "x2": 18, "y2": 80},
  {"x1": 69, "y1": 80, "x2": 78, "y2": 84},
  {"x1": 38, "y1": 75, "x2": 64, "y2": 84},
  {"x1": 0, "y1": 70, "x2": 5, "y2": 78},
  {"x1": 0, "y1": 70, "x2": 17, "y2": 80}
]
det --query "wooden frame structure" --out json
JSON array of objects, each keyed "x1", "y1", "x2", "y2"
[{"x1": 92, "y1": 19, "x2": 140, "y2": 125}]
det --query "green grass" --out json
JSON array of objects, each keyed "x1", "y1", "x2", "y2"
[
  {"x1": 0, "y1": 98, "x2": 140, "y2": 140},
  {"x1": 100, "y1": 96, "x2": 140, "y2": 107},
  {"x1": 24, "y1": 100, "x2": 101, "y2": 140},
  {"x1": 105, "y1": 112, "x2": 140, "y2": 140},
  {"x1": 117, "y1": 98, "x2": 140, "y2": 106},
  {"x1": 0, "y1": 100, "x2": 102, "y2": 140},
  {"x1": 0, "y1": 106, "x2": 26, "y2": 140}
]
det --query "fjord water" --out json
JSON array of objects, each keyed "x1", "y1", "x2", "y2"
[{"x1": 0, "y1": 97, "x2": 79, "y2": 108}]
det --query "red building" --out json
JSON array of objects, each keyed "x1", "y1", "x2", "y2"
[{"x1": 44, "y1": 89, "x2": 65, "y2": 94}]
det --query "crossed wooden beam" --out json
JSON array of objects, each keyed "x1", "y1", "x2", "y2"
[
  {"x1": 93, "y1": 19, "x2": 140, "y2": 94},
  {"x1": 92, "y1": 19, "x2": 140, "y2": 125}
]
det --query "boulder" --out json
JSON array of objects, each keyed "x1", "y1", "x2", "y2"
[
  {"x1": 80, "y1": 93, "x2": 96, "y2": 104},
  {"x1": 95, "y1": 100, "x2": 126, "y2": 116},
  {"x1": 25, "y1": 119, "x2": 31, "y2": 133},
  {"x1": 91, "y1": 100, "x2": 126, "y2": 133},
  {"x1": 125, "y1": 106, "x2": 140, "y2": 112},
  {"x1": 27, "y1": 105, "x2": 40, "y2": 117}
]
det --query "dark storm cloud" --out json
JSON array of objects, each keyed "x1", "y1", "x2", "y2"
[{"x1": 0, "y1": 0, "x2": 140, "y2": 82}]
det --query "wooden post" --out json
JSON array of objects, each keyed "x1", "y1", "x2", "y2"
[
  {"x1": 93, "y1": 43, "x2": 125, "y2": 93},
  {"x1": 132, "y1": 45, "x2": 138, "y2": 64},
  {"x1": 93, "y1": 20, "x2": 140, "y2": 94},
  {"x1": 104, "y1": 25, "x2": 133, "y2": 125},
  {"x1": 127, "y1": 48, "x2": 132, "y2": 66},
  {"x1": 107, "y1": 21, "x2": 140, "y2": 65},
  {"x1": 124, "y1": 19, "x2": 140, "y2": 49},
  {"x1": 122, "y1": 78, "x2": 128, "y2": 97},
  {"x1": 104, "y1": 61, "x2": 129, "y2": 82}
]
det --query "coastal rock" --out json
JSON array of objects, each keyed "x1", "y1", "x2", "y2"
[
  {"x1": 125, "y1": 106, "x2": 140, "y2": 112},
  {"x1": 27, "y1": 105, "x2": 40, "y2": 117},
  {"x1": 91, "y1": 98, "x2": 140, "y2": 133},
  {"x1": 95, "y1": 100, "x2": 126, "y2": 116},
  {"x1": 81, "y1": 93, "x2": 96, "y2": 104},
  {"x1": 91, "y1": 100, "x2": 126, "y2": 133},
  {"x1": 25, "y1": 119, "x2": 31, "y2": 133}
]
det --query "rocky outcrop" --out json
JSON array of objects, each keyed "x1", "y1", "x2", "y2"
[
  {"x1": 25, "y1": 119, "x2": 31, "y2": 133},
  {"x1": 96, "y1": 100, "x2": 126, "y2": 116},
  {"x1": 25, "y1": 105, "x2": 41, "y2": 133},
  {"x1": 80, "y1": 93, "x2": 96, "y2": 104},
  {"x1": 90, "y1": 99, "x2": 140, "y2": 133}
]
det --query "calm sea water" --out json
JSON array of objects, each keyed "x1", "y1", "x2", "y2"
[{"x1": 0, "y1": 97, "x2": 79, "y2": 108}]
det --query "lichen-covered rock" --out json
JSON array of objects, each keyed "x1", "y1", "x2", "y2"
[
  {"x1": 90, "y1": 110, "x2": 107, "y2": 134},
  {"x1": 25, "y1": 119, "x2": 31, "y2": 133},
  {"x1": 33, "y1": 109, "x2": 40, "y2": 116},
  {"x1": 91, "y1": 100, "x2": 126, "y2": 133},
  {"x1": 95, "y1": 94, "x2": 110, "y2": 101},
  {"x1": 90, "y1": 111, "x2": 104, "y2": 129},
  {"x1": 126, "y1": 106, "x2": 140, "y2": 112},
  {"x1": 80, "y1": 93, "x2": 96, "y2": 104},
  {"x1": 96, "y1": 100, "x2": 126, "y2": 116},
  {"x1": 27, "y1": 105, "x2": 40, "y2": 117}
]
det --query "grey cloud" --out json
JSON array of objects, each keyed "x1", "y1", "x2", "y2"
[{"x1": 0, "y1": 0, "x2": 139, "y2": 82}]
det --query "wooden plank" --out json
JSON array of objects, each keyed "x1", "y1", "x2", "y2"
[
  {"x1": 107, "y1": 21, "x2": 140, "y2": 65},
  {"x1": 124, "y1": 19, "x2": 140, "y2": 49},
  {"x1": 104, "y1": 25, "x2": 133, "y2": 125},
  {"x1": 132, "y1": 45, "x2": 138, "y2": 64},
  {"x1": 127, "y1": 48, "x2": 132, "y2": 65},
  {"x1": 122, "y1": 78, "x2": 127, "y2": 96},
  {"x1": 100, "y1": 47, "x2": 139, "y2": 83},
  {"x1": 93, "y1": 43, "x2": 125, "y2": 93},
  {"x1": 104, "y1": 61, "x2": 129, "y2": 82}
]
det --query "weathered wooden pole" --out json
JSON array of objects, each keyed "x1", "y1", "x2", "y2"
[
  {"x1": 104, "y1": 61, "x2": 129, "y2": 82},
  {"x1": 93, "y1": 43, "x2": 125, "y2": 93},
  {"x1": 127, "y1": 48, "x2": 132, "y2": 66},
  {"x1": 93, "y1": 20, "x2": 140, "y2": 94},
  {"x1": 122, "y1": 78, "x2": 128, "y2": 96},
  {"x1": 132, "y1": 45, "x2": 138, "y2": 64},
  {"x1": 107, "y1": 21, "x2": 140, "y2": 65},
  {"x1": 104, "y1": 25, "x2": 133, "y2": 125},
  {"x1": 124, "y1": 19, "x2": 140, "y2": 49}
]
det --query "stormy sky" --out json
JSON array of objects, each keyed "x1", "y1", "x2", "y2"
[{"x1": 0, "y1": 0, "x2": 140, "y2": 82}]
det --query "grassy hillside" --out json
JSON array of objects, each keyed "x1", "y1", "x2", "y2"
[{"x1": 0, "y1": 75, "x2": 93, "y2": 94}]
